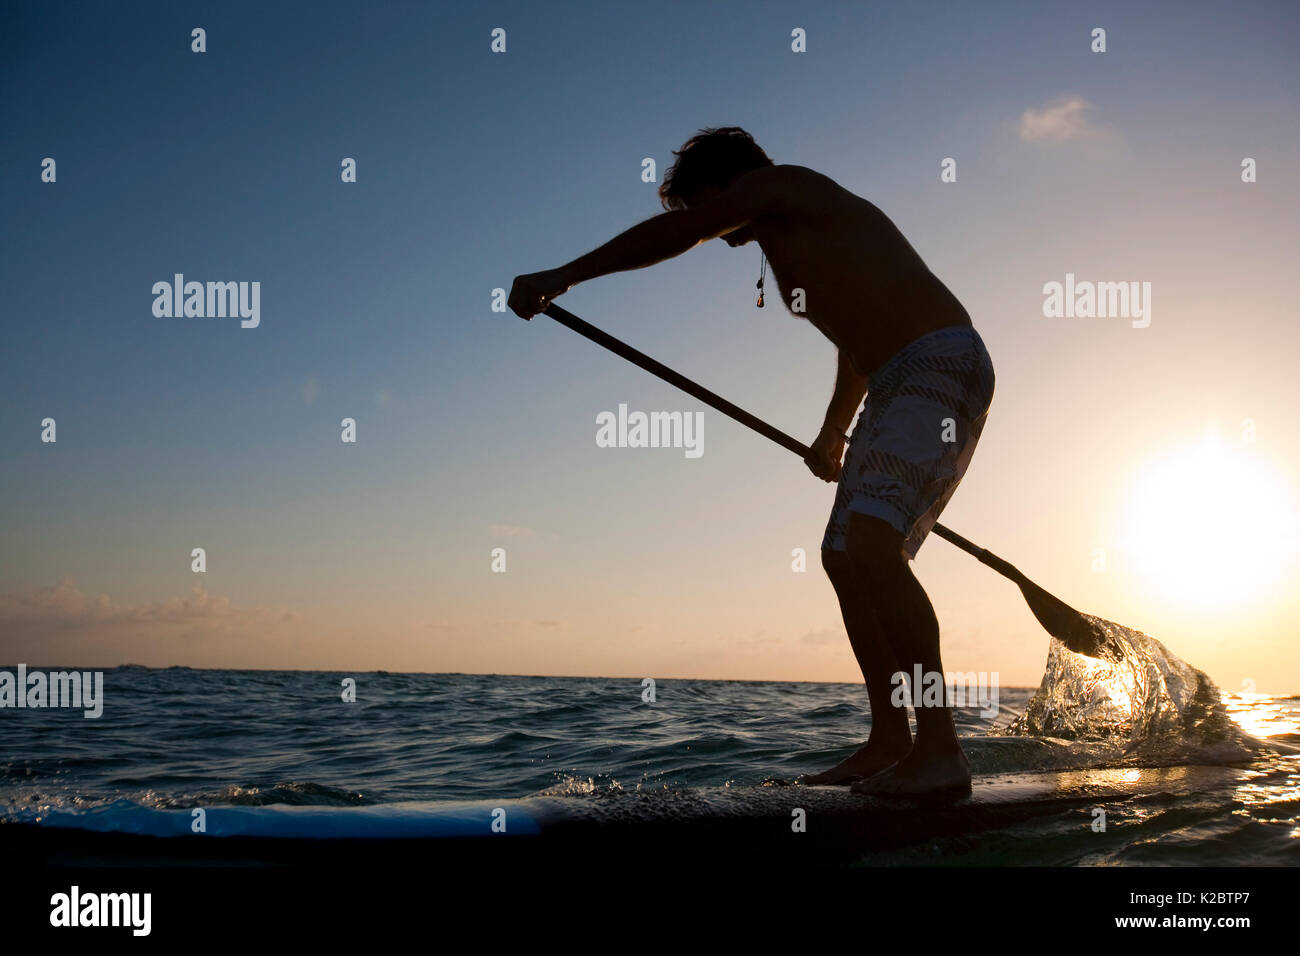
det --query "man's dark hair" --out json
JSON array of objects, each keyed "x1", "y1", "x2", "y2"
[{"x1": 658, "y1": 127, "x2": 774, "y2": 210}]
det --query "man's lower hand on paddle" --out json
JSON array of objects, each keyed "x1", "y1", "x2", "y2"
[{"x1": 805, "y1": 424, "x2": 845, "y2": 482}]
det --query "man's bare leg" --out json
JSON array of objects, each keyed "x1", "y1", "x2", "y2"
[
  {"x1": 843, "y1": 514, "x2": 971, "y2": 795},
  {"x1": 801, "y1": 549, "x2": 913, "y2": 784}
]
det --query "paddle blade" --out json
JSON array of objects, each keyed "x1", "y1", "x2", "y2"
[{"x1": 1017, "y1": 579, "x2": 1118, "y2": 658}]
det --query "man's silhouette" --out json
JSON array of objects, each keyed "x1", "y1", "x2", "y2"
[{"x1": 510, "y1": 128, "x2": 994, "y2": 795}]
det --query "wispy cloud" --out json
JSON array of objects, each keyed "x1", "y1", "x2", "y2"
[
  {"x1": 1018, "y1": 95, "x2": 1117, "y2": 146},
  {"x1": 800, "y1": 628, "x2": 840, "y2": 647},
  {"x1": 0, "y1": 579, "x2": 298, "y2": 638},
  {"x1": 488, "y1": 524, "x2": 536, "y2": 538}
]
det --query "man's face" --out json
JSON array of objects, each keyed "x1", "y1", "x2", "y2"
[{"x1": 682, "y1": 186, "x2": 755, "y2": 247}]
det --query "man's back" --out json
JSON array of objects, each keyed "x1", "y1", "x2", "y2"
[{"x1": 753, "y1": 165, "x2": 971, "y2": 375}]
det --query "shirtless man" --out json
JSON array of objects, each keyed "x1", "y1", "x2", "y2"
[{"x1": 509, "y1": 128, "x2": 994, "y2": 795}]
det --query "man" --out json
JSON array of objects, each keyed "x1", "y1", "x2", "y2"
[{"x1": 509, "y1": 128, "x2": 994, "y2": 795}]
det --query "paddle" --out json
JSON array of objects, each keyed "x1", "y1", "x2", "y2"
[{"x1": 541, "y1": 302, "x2": 1118, "y2": 659}]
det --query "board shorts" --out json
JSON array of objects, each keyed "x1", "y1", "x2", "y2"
[{"x1": 822, "y1": 325, "x2": 995, "y2": 560}]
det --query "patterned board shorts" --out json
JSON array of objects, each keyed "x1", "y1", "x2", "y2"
[{"x1": 822, "y1": 325, "x2": 995, "y2": 560}]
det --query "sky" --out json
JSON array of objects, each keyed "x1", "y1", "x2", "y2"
[{"x1": 1, "y1": 0, "x2": 1298, "y2": 690}]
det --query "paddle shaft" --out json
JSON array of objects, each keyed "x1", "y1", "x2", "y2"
[{"x1": 541, "y1": 302, "x2": 1012, "y2": 570}]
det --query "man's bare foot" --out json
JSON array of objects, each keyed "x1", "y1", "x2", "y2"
[
  {"x1": 850, "y1": 739, "x2": 971, "y2": 796},
  {"x1": 801, "y1": 735, "x2": 912, "y2": 785}
]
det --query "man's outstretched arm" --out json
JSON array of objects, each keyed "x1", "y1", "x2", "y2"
[{"x1": 508, "y1": 167, "x2": 777, "y2": 319}]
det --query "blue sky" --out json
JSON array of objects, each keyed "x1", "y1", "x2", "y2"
[{"x1": 2, "y1": 0, "x2": 1298, "y2": 688}]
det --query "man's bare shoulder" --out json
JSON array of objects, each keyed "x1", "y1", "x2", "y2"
[
  {"x1": 761, "y1": 165, "x2": 872, "y2": 211},
  {"x1": 771, "y1": 163, "x2": 827, "y2": 180},
  {"x1": 723, "y1": 165, "x2": 877, "y2": 228},
  {"x1": 727, "y1": 163, "x2": 824, "y2": 195},
  {"x1": 756, "y1": 163, "x2": 830, "y2": 193}
]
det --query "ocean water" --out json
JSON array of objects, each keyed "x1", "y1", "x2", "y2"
[{"x1": 2, "y1": 650, "x2": 1298, "y2": 865}]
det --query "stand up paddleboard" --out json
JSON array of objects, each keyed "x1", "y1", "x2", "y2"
[{"x1": 5, "y1": 763, "x2": 1241, "y2": 867}]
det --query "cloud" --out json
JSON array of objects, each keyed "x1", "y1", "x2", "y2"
[
  {"x1": 299, "y1": 377, "x2": 321, "y2": 404},
  {"x1": 488, "y1": 524, "x2": 536, "y2": 538},
  {"x1": 800, "y1": 628, "x2": 840, "y2": 647},
  {"x1": 1018, "y1": 95, "x2": 1116, "y2": 145},
  {"x1": 733, "y1": 630, "x2": 783, "y2": 649},
  {"x1": 0, "y1": 578, "x2": 298, "y2": 638}
]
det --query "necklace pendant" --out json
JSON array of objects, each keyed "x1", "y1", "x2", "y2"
[{"x1": 756, "y1": 293, "x2": 764, "y2": 308}]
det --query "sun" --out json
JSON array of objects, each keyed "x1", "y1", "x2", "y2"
[{"x1": 1123, "y1": 434, "x2": 1297, "y2": 608}]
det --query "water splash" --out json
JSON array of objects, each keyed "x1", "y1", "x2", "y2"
[
  {"x1": 993, "y1": 615, "x2": 1261, "y2": 765},
  {"x1": 536, "y1": 774, "x2": 625, "y2": 797}
]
